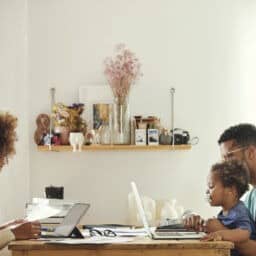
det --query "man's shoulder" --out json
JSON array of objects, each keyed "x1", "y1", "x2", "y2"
[
  {"x1": 244, "y1": 187, "x2": 256, "y2": 204},
  {"x1": 242, "y1": 188, "x2": 256, "y2": 222}
]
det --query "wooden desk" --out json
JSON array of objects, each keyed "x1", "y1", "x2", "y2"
[{"x1": 9, "y1": 237, "x2": 233, "y2": 256}]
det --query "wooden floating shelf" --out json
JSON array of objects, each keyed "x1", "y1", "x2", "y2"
[{"x1": 37, "y1": 144, "x2": 191, "y2": 152}]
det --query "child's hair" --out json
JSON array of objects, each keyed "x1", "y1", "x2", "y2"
[
  {"x1": 211, "y1": 160, "x2": 249, "y2": 198},
  {"x1": 0, "y1": 112, "x2": 17, "y2": 170}
]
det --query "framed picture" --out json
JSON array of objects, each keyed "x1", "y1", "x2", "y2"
[
  {"x1": 135, "y1": 129, "x2": 146, "y2": 145},
  {"x1": 147, "y1": 129, "x2": 159, "y2": 145},
  {"x1": 92, "y1": 103, "x2": 111, "y2": 129},
  {"x1": 79, "y1": 85, "x2": 113, "y2": 130}
]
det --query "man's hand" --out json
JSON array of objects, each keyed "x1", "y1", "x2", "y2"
[
  {"x1": 183, "y1": 214, "x2": 205, "y2": 232},
  {"x1": 11, "y1": 221, "x2": 41, "y2": 240}
]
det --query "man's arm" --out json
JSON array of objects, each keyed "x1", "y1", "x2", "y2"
[
  {"x1": 236, "y1": 239, "x2": 256, "y2": 256},
  {"x1": 202, "y1": 229, "x2": 250, "y2": 243}
]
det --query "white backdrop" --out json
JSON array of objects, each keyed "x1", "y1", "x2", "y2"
[
  {"x1": 0, "y1": 0, "x2": 29, "y2": 255},
  {"x1": 26, "y1": 0, "x2": 256, "y2": 224}
]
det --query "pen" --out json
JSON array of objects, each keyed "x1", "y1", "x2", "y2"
[{"x1": 41, "y1": 227, "x2": 54, "y2": 232}]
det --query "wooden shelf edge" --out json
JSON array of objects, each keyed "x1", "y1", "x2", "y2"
[{"x1": 37, "y1": 144, "x2": 192, "y2": 152}]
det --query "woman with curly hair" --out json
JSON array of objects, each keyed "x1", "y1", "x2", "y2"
[{"x1": 0, "y1": 112, "x2": 40, "y2": 249}]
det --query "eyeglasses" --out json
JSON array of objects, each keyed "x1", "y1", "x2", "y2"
[
  {"x1": 89, "y1": 228, "x2": 117, "y2": 237},
  {"x1": 222, "y1": 146, "x2": 248, "y2": 161}
]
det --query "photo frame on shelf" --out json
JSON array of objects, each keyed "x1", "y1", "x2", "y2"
[
  {"x1": 92, "y1": 103, "x2": 111, "y2": 129},
  {"x1": 79, "y1": 85, "x2": 113, "y2": 130},
  {"x1": 147, "y1": 129, "x2": 159, "y2": 145},
  {"x1": 135, "y1": 129, "x2": 146, "y2": 145}
]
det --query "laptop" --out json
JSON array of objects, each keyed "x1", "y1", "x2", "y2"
[
  {"x1": 41, "y1": 203, "x2": 90, "y2": 238},
  {"x1": 131, "y1": 182, "x2": 205, "y2": 240}
]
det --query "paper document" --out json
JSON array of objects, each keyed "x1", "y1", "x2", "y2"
[
  {"x1": 25, "y1": 204, "x2": 61, "y2": 221},
  {"x1": 47, "y1": 237, "x2": 134, "y2": 244}
]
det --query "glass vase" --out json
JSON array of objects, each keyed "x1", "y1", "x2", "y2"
[
  {"x1": 112, "y1": 97, "x2": 131, "y2": 144},
  {"x1": 99, "y1": 122, "x2": 111, "y2": 144}
]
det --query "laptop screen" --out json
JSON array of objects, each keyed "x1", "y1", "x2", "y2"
[
  {"x1": 54, "y1": 203, "x2": 90, "y2": 236},
  {"x1": 131, "y1": 182, "x2": 152, "y2": 237}
]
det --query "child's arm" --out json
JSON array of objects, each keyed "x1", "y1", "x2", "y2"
[
  {"x1": 202, "y1": 229, "x2": 250, "y2": 243},
  {"x1": 205, "y1": 218, "x2": 227, "y2": 232}
]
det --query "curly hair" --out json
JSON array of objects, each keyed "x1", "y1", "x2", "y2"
[
  {"x1": 218, "y1": 124, "x2": 256, "y2": 147},
  {"x1": 211, "y1": 160, "x2": 249, "y2": 198},
  {"x1": 0, "y1": 112, "x2": 18, "y2": 170}
]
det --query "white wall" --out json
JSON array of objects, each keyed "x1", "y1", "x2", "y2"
[
  {"x1": 0, "y1": 0, "x2": 29, "y2": 254},
  {"x1": 27, "y1": 0, "x2": 256, "y2": 224}
]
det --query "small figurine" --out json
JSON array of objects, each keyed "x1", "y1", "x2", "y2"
[
  {"x1": 52, "y1": 133, "x2": 61, "y2": 145},
  {"x1": 34, "y1": 114, "x2": 50, "y2": 145},
  {"x1": 69, "y1": 132, "x2": 85, "y2": 152},
  {"x1": 159, "y1": 128, "x2": 172, "y2": 145},
  {"x1": 43, "y1": 133, "x2": 52, "y2": 145}
]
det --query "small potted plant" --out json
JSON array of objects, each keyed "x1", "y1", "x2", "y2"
[{"x1": 52, "y1": 103, "x2": 87, "y2": 145}]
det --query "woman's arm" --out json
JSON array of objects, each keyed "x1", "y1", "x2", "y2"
[{"x1": 0, "y1": 229, "x2": 15, "y2": 249}]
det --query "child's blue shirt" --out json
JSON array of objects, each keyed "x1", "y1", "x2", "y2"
[{"x1": 217, "y1": 200, "x2": 256, "y2": 256}]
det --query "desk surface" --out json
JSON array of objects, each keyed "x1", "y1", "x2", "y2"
[{"x1": 9, "y1": 237, "x2": 234, "y2": 256}]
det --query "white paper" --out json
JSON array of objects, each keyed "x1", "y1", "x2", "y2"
[
  {"x1": 47, "y1": 237, "x2": 134, "y2": 244},
  {"x1": 81, "y1": 227, "x2": 147, "y2": 238},
  {"x1": 25, "y1": 204, "x2": 61, "y2": 221}
]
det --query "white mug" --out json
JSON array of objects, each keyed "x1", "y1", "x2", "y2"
[{"x1": 69, "y1": 132, "x2": 84, "y2": 152}]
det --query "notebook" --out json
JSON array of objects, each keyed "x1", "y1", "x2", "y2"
[
  {"x1": 131, "y1": 182, "x2": 205, "y2": 240},
  {"x1": 41, "y1": 203, "x2": 90, "y2": 238}
]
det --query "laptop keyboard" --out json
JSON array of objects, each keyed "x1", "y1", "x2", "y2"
[{"x1": 155, "y1": 232, "x2": 202, "y2": 236}]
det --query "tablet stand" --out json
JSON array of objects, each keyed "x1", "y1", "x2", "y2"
[{"x1": 69, "y1": 226, "x2": 84, "y2": 238}]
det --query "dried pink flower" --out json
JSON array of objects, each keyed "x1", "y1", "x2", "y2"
[{"x1": 104, "y1": 44, "x2": 142, "y2": 104}]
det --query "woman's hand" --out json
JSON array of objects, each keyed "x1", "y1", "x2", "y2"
[{"x1": 11, "y1": 221, "x2": 41, "y2": 240}]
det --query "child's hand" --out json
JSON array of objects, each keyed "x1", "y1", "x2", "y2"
[
  {"x1": 183, "y1": 214, "x2": 205, "y2": 232},
  {"x1": 205, "y1": 217, "x2": 225, "y2": 232},
  {"x1": 201, "y1": 231, "x2": 223, "y2": 241}
]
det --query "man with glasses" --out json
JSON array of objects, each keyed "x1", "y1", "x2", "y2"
[
  {"x1": 218, "y1": 124, "x2": 256, "y2": 222},
  {"x1": 185, "y1": 124, "x2": 256, "y2": 256}
]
